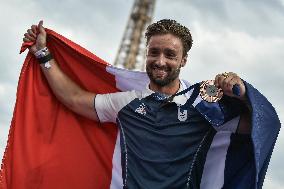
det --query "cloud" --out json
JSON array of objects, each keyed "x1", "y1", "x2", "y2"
[
  {"x1": 263, "y1": 175, "x2": 284, "y2": 189},
  {"x1": 157, "y1": 0, "x2": 284, "y2": 37}
]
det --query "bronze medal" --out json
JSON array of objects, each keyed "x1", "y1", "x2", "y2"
[{"x1": 200, "y1": 80, "x2": 223, "y2": 103}]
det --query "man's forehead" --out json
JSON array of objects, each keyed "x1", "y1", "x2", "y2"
[{"x1": 147, "y1": 34, "x2": 183, "y2": 49}]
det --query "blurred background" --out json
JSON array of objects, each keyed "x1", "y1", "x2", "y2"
[{"x1": 0, "y1": 0, "x2": 283, "y2": 188}]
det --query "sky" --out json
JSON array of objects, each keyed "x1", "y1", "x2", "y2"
[{"x1": 0, "y1": 0, "x2": 283, "y2": 188}]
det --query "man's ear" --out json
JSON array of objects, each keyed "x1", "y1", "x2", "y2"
[{"x1": 181, "y1": 54, "x2": 188, "y2": 67}]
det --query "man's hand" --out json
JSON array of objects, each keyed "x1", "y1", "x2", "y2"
[
  {"x1": 214, "y1": 72, "x2": 247, "y2": 101},
  {"x1": 23, "y1": 20, "x2": 47, "y2": 54}
]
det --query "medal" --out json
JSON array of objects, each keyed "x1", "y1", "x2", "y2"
[{"x1": 200, "y1": 80, "x2": 223, "y2": 103}]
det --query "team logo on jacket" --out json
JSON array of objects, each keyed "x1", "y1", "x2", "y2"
[
  {"x1": 135, "y1": 103, "x2": 147, "y2": 116},
  {"x1": 178, "y1": 106, "x2": 187, "y2": 121}
]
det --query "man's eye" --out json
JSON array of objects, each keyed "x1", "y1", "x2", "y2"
[
  {"x1": 166, "y1": 53, "x2": 177, "y2": 59},
  {"x1": 148, "y1": 50, "x2": 159, "y2": 56}
]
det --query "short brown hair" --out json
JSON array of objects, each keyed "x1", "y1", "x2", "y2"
[{"x1": 145, "y1": 19, "x2": 193, "y2": 56}]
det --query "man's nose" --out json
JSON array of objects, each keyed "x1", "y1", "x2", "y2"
[{"x1": 156, "y1": 54, "x2": 166, "y2": 65}]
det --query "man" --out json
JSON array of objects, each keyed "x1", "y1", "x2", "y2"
[{"x1": 23, "y1": 19, "x2": 252, "y2": 188}]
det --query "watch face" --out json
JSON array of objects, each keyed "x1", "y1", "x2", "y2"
[{"x1": 200, "y1": 80, "x2": 223, "y2": 103}]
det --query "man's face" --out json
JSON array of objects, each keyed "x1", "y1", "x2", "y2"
[{"x1": 146, "y1": 34, "x2": 187, "y2": 87}]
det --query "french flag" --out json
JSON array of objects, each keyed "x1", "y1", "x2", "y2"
[
  {"x1": 0, "y1": 29, "x2": 280, "y2": 189},
  {"x1": 1, "y1": 29, "x2": 134, "y2": 189}
]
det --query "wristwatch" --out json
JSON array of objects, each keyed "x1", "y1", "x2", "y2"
[{"x1": 34, "y1": 47, "x2": 53, "y2": 69}]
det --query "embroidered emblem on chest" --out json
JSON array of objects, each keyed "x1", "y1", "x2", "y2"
[
  {"x1": 178, "y1": 105, "x2": 187, "y2": 121},
  {"x1": 135, "y1": 103, "x2": 147, "y2": 116}
]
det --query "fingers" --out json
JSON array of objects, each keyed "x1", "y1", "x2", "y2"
[
  {"x1": 215, "y1": 72, "x2": 246, "y2": 99},
  {"x1": 23, "y1": 37, "x2": 31, "y2": 42},
  {"x1": 31, "y1": 25, "x2": 37, "y2": 34},
  {"x1": 38, "y1": 20, "x2": 46, "y2": 34},
  {"x1": 27, "y1": 28, "x2": 37, "y2": 38},
  {"x1": 224, "y1": 72, "x2": 237, "y2": 89},
  {"x1": 215, "y1": 72, "x2": 240, "y2": 94},
  {"x1": 23, "y1": 21, "x2": 46, "y2": 43},
  {"x1": 23, "y1": 32, "x2": 35, "y2": 41},
  {"x1": 214, "y1": 74, "x2": 222, "y2": 88},
  {"x1": 38, "y1": 20, "x2": 43, "y2": 28},
  {"x1": 224, "y1": 76, "x2": 238, "y2": 93},
  {"x1": 23, "y1": 25, "x2": 37, "y2": 42}
]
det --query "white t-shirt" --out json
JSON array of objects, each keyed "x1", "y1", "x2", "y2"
[{"x1": 95, "y1": 80, "x2": 189, "y2": 123}]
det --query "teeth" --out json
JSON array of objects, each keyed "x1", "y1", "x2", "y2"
[
  {"x1": 152, "y1": 66, "x2": 169, "y2": 72},
  {"x1": 154, "y1": 68, "x2": 166, "y2": 71}
]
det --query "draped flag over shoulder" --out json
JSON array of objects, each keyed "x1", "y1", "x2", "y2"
[
  {"x1": 0, "y1": 29, "x2": 148, "y2": 189},
  {"x1": 0, "y1": 29, "x2": 280, "y2": 189}
]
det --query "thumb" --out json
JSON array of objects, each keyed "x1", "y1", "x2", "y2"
[{"x1": 38, "y1": 20, "x2": 46, "y2": 34}]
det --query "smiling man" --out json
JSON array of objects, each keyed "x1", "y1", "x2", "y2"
[
  {"x1": 21, "y1": 19, "x2": 278, "y2": 189},
  {"x1": 146, "y1": 33, "x2": 186, "y2": 92}
]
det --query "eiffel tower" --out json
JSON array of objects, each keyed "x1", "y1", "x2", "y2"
[{"x1": 114, "y1": 0, "x2": 156, "y2": 71}]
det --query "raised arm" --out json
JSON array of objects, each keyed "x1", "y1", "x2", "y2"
[{"x1": 23, "y1": 21, "x2": 99, "y2": 121}]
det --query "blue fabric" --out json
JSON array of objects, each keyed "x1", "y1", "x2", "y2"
[
  {"x1": 223, "y1": 134, "x2": 256, "y2": 189},
  {"x1": 194, "y1": 89, "x2": 241, "y2": 127},
  {"x1": 117, "y1": 91, "x2": 216, "y2": 188},
  {"x1": 244, "y1": 81, "x2": 281, "y2": 188},
  {"x1": 182, "y1": 80, "x2": 280, "y2": 188},
  {"x1": 117, "y1": 80, "x2": 280, "y2": 188}
]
